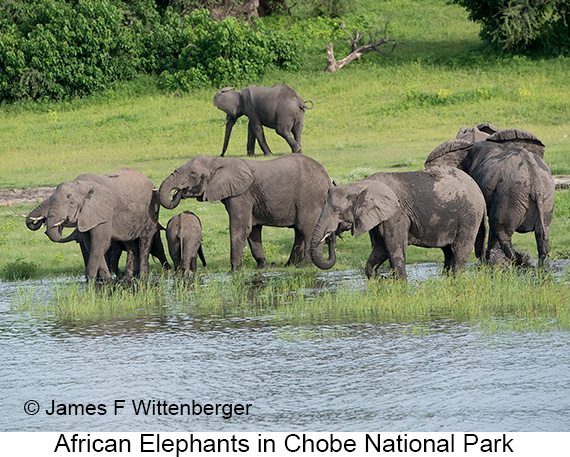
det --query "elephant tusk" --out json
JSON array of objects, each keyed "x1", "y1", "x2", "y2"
[
  {"x1": 29, "y1": 216, "x2": 45, "y2": 221},
  {"x1": 320, "y1": 233, "x2": 331, "y2": 244},
  {"x1": 52, "y1": 220, "x2": 65, "y2": 227}
]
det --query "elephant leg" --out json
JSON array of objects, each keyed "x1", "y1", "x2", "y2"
[
  {"x1": 122, "y1": 241, "x2": 138, "y2": 281},
  {"x1": 285, "y1": 228, "x2": 304, "y2": 266},
  {"x1": 381, "y1": 223, "x2": 408, "y2": 281},
  {"x1": 276, "y1": 124, "x2": 302, "y2": 154},
  {"x1": 248, "y1": 120, "x2": 273, "y2": 156},
  {"x1": 365, "y1": 229, "x2": 389, "y2": 279},
  {"x1": 226, "y1": 201, "x2": 253, "y2": 271},
  {"x1": 248, "y1": 225, "x2": 268, "y2": 269},
  {"x1": 247, "y1": 123, "x2": 257, "y2": 156},
  {"x1": 138, "y1": 234, "x2": 153, "y2": 278},
  {"x1": 151, "y1": 230, "x2": 170, "y2": 270},
  {"x1": 87, "y1": 237, "x2": 112, "y2": 281},
  {"x1": 291, "y1": 121, "x2": 303, "y2": 153}
]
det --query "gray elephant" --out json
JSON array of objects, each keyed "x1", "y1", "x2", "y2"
[
  {"x1": 166, "y1": 211, "x2": 206, "y2": 276},
  {"x1": 159, "y1": 154, "x2": 332, "y2": 270},
  {"x1": 35, "y1": 168, "x2": 161, "y2": 280},
  {"x1": 425, "y1": 127, "x2": 555, "y2": 264},
  {"x1": 27, "y1": 201, "x2": 170, "y2": 277},
  {"x1": 310, "y1": 166, "x2": 487, "y2": 280},
  {"x1": 213, "y1": 83, "x2": 313, "y2": 157}
]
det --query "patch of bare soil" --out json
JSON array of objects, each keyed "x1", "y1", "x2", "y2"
[{"x1": 0, "y1": 187, "x2": 55, "y2": 207}]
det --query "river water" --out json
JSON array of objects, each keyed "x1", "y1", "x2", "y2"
[{"x1": 1, "y1": 263, "x2": 569, "y2": 432}]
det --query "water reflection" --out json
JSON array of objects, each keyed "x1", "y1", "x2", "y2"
[{"x1": 1, "y1": 261, "x2": 569, "y2": 432}]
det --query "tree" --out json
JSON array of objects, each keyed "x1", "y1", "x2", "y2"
[{"x1": 451, "y1": 0, "x2": 570, "y2": 55}]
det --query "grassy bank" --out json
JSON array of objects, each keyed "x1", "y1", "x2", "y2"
[
  {"x1": 1, "y1": 0, "x2": 569, "y2": 278},
  {"x1": 11, "y1": 267, "x2": 570, "y2": 333}
]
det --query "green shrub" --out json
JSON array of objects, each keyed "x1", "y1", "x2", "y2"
[
  {"x1": 450, "y1": 0, "x2": 570, "y2": 55},
  {"x1": 2, "y1": 259, "x2": 39, "y2": 280},
  {"x1": 159, "y1": 9, "x2": 300, "y2": 90}
]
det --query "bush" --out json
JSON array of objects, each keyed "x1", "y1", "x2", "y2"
[
  {"x1": 450, "y1": 0, "x2": 570, "y2": 55},
  {"x1": 0, "y1": 0, "x2": 142, "y2": 100},
  {"x1": 2, "y1": 259, "x2": 40, "y2": 280},
  {"x1": 159, "y1": 9, "x2": 300, "y2": 91}
]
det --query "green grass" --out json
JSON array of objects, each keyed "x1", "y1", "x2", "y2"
[
  {"x1": 1, "y1": 0, "x2": 569, "y2": 278},
  {"x1": 10, "y1": 268, "x2": 570, "y2": 333}
]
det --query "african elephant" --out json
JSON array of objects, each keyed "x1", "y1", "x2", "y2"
[
  {"x1": 159, "y1": 154, "x2": 332, "y2": 270},
  {"x1": 27, "y1": 201, "x2": 170, "y2": 277},
  {"x1": 425, "y1": 127, "x2": 555, "y2": 264},
  {"x1": 213, "y1": 83, "x2": 313, "y2": 157},
  {"x1": 310, "y1": 166, "x2": 487, "y2": 280},
  {"x1": 166, "y1": 211, "x2": 206, "y2": 276},
  {"x1": 37, "y1": 168, "x2": 161, "y2": 280}
]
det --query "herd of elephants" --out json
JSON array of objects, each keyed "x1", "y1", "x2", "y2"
[{"x1": 25, "y1": 84, "x2": 556, "y2": 282}]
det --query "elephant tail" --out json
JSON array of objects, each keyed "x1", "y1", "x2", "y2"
[
  {"x1": 475, "y1": 206, "x2": 488, "y2": 262},
  {"x1": 302, "y1": 100, "x2": 314, "y2": 110},
  {"x1": 198, "y1": 245, "x2": 206, "y2": 267}
]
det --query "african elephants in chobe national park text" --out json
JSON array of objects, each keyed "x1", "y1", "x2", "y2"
[
  {"x1": 310, "y1": 166, "x2": 487, "y2": 281},
  {"x1": 27, "y1": 168, "x2": 164, "y2": 281},
  {"x1": 166, "y1": 211, "x2": 206, "y2": 276},
  {"x1": 159, "y1": 154, "x2": 331, "y2": 271},
  {"x1": 213, "y1": 83, "x2": 313, "y2": 157},
  {"x1": 426, "y1": 126, "x2": 555, "y2": 265}
]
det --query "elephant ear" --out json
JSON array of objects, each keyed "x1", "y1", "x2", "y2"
[
  {"x1": 425, "y1": 139, "x2": 472, "y2": 169},
  {"x1": 76, "y1": 182, "x2": 115, "y2": 233},
  {"x1": 352, "y1": 181, "x2": 400, "y2": 237},
  {"x1": 202, "y1": 159, "x2": 254, "y2": 202},
  {"x1": 487, "y1": 128, "x2": 545, "y2": 158},
  {"x1": 476, "y1": 122, "x2": 500, "y2": 135}
]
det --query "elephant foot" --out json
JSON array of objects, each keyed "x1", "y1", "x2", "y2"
[
  {"x1": 256, "y1": 260, "x2": 269, "y2": 269},
  {"x1": 263, "y1": 152, "x2": 273, "y2": 156}
]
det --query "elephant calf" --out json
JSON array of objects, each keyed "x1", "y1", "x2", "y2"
[
  {"x1": 310, "y1": 166, "x2": 487, "y2": 280},
  {"x1": 166, "y1": 211, "x2": 206, "y2": 276}
]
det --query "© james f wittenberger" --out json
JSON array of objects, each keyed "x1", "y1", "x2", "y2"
[{"x1": 27, "y1": 399, "x2": 252, "y2": 420}]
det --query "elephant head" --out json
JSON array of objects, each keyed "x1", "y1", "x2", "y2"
[
  {"x1": 26, "y1": 198, "x2": 50, "y2": 231},
  {"x1": 424, "y1": 138, "x2": 474, "y2": 171},
  {"x1": 213, "y1": 87, "x2": 242, "y2": 156},
  {"x1": 158, "y1": 155, "x2": 254, "y2": 209},
  {"x1": 310, "y1": 180, "x2": 400, "y2": 269},
  {"x1": 45, "y1": 180, "x2": 114, "y2": 242}
]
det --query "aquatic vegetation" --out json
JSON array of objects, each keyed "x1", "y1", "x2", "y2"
[{"x1": 10, "y1": 266, "x2": 570, "y2": 334}]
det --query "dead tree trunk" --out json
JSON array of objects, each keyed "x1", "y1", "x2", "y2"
[{"x1": 326, "y1": 21, "x2": 397, "y2": 72}]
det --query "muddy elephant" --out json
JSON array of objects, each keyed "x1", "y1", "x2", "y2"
[
  {"x1": 213, "y1": 83, "x2": 313, "y2": 157},
  {"x1": 425, "y1": 127, "x2": 555, "y2": 264},
  {"x1": 159, "y1": 154, "x2": 332, "y2": 270},
  {"x1": 33, "y1": 168, "x2": 162, "y2": 280},
  {"x1": 166, "y1": 211, "x2": 206, "y2": 276},
  {"x1": 310, "y1": 166, "x2": 487, "y2": 280},
  {"x1": 27, "y1": 201, "x2": 170, "y2": 277}
]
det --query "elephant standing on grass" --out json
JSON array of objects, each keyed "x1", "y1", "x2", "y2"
[
  {"x1": 166, "y1": 211, "x2": 206, "y2": 276},
  {"x1": 310, "y1": 167, "x2": 487, "y2": 281},
  {"x1": 159, "y1": 154, "x2": 332, "y2": 270},
  {"x1": 426, "y1": 127, "x2": 555, "y2": 265},
  {"x1": 27, "y1": 202, "x2": 170, "y2": 277},
  {"x1": 213, "y1": 84, "x2": 313, "y2": 156},
  {"x1": 29, "y1": 168, "x2": 163, "y2": 280}
]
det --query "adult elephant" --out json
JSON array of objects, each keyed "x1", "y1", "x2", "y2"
[
  {"x1": 36, "y1": 168, "x2": 162, "y2": 280},
  {"x1": 27, "y1": 201, "x2": 170, "y2": 277},
  {"x1": 425, "y1": 128, "x2": 555, "y2": 265},
  {"x1": 159, "y1": 154, "x2": 332, "y2": 270},
  {"x1": 213, "y1": 84, "x2": 313, "y2": 157},
  {"x1": 310, "y1": 166, "x2": 487, "y2": 280}
]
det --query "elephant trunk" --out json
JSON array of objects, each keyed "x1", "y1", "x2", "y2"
[
  {"x1": 221, "y1": 117, "x2": 236, "y2": 157},
  {"x1": 26, "y1": 199, "x2": 50, "y2": 231},
  {"x1": 46, "y1": 221, "x2": 65, "y2": 242},
  {"x1": 310, "y1": 221, "x2": 337, "y2": 270},
  {"x1": 158, "y1": 172, "x2": 183, "y2": 210}
]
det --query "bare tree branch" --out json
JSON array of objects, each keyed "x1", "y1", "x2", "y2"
[{"x1": 326, "y1": 21, "x2": 397, "y2": 72}]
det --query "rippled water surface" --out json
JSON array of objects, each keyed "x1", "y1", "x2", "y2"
[{"x1": 1, "y1": 262, "x2": 569, "y2": 432}]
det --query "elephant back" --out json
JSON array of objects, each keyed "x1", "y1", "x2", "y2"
[
  {"x1": 486, "y1": 129, "x2": 545, "y2": 158},
  {"x1": 425, "y1": 139, "x2": 472, "y2": 167}
]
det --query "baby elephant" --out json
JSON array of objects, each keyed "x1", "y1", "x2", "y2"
[
  {"x1": 310, "y1": 166, "x2": 487, "y2": 280},
  {"x1": 166, "y1": 211, "x2": 206, "y2": 276}
]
